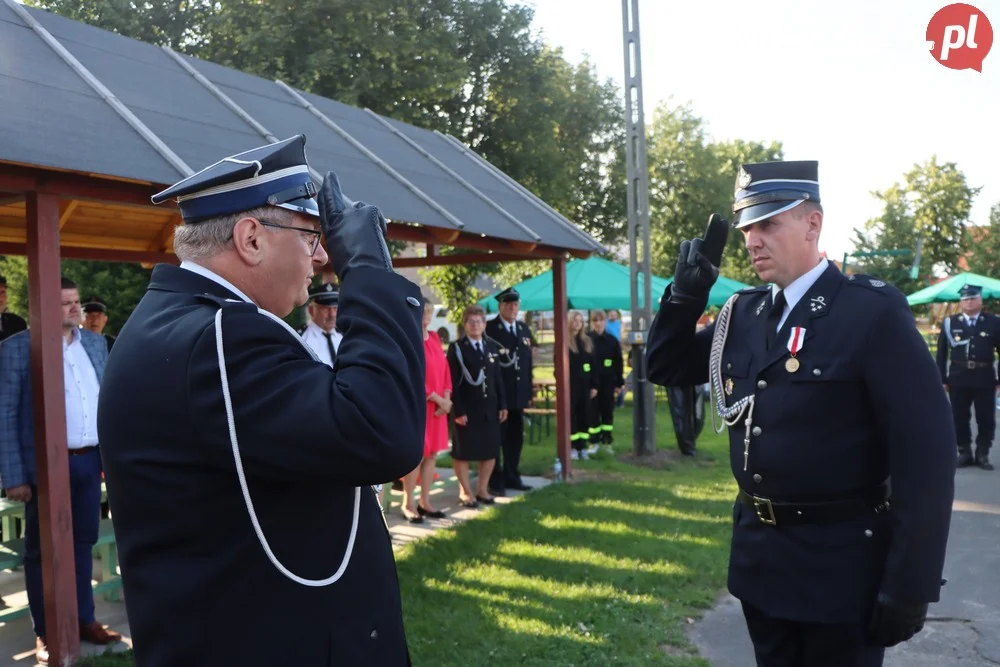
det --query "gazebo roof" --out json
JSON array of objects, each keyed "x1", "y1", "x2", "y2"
[{"x1": 0, "y1": 0, "x2": 603, "y2": 262}]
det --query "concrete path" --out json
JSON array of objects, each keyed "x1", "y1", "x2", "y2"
[
  {"x1": 0, "y1": 468, "x2": 548, "y2": 665},
  {"x1": 690, "y1": 459, "x2": 1000, "y2": 666}
]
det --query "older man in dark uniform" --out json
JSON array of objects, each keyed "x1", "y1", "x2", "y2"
[
  {"x1": 82, "y1": 296, "x2": 116, "y2": 352},
  {"x1": 485, "y1": 287, "x2": 536, "y2": 494},
  {"x1": 298, "y1": 282, "x2": 341, "y2": 368},
  {"x1": 937, "y1": 283, "x2": 1000, "y2": 470},
  {"x1": 646, "y1": 160, "x2": 956, "y2": 667},
  {"x1": 97, "y1": 135, "x2": 425, "y2": 667}
]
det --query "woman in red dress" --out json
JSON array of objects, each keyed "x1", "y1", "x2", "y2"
[{"x1": 401, "y1": 300, "x2": 453, "y2": 521}]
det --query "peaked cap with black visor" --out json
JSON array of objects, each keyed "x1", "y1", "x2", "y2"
[
  {"x1": 732, "y1": 160, "x2": 820, "y2": 229},
  {"x1": 151, "y1": 135, "x2": 320, "y2": 223}
]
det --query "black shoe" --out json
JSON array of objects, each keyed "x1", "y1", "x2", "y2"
[
  {"x1": 508, "y1": 482, "x2": 532, "y2": 491},
  {"x1": 417, "y1": 505, "x2": 446, "y2": 519},
  {"x1": 488, "y1": 486, "x2": 507, "y2": 497},
  {"x1": 458, "y1": 498, "x2": 479, "y2": 509},
  {"x1": 976, "y1": 454, "x2": 995, "y2": 471},
  {"x1": 957, "y1": 451, "x2": 975, "y2": 467},
  {"x1": 401, "y1": 509, "x2": 424, "y2": 524},
  {"x1": 475, "y1": 495, "x2": 496, "y2": 505}
]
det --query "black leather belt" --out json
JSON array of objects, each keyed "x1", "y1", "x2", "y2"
[
  {"x1": 68, "y1": 445, "x2": 98, "y2": 456},
  {"x1": 737, "y1": 482, "x2": 890, "y2": 526},
  {"x1": 958, "y1": 361, "x2": 994, "y2": 370}
]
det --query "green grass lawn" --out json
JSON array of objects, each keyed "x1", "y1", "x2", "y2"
[
  {"x1": 77, "y1": 400, "x2": 735, "y2": 667},
  {"x1": 407, "y1": 399, "x2": 734, "y2": 666}
]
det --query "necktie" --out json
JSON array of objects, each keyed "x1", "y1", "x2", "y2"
[
  {"x1": 766, "y1": 290, "x2": 786, "y2": 349},
  {"x1": 323, "y1": 332, "x2": 337, "y2": 365}
]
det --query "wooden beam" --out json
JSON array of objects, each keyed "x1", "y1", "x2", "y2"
[
  {"x1": 0, "y1": 242, "x2": 178, "y2": 264},
  {"x1": 508, "y1": 240, "x2": 537, "y2": 254},
  {"x1": 0, "y1": 195, "x2": 25, "y2": 206},
  {"x1": 569, "y1": 249, "x2": 593, "y2": 260},
  {"x1": 393, "y1": 252, "x2": 542, "y2": 268},
  {"x1": 150, "y1": 215, "x2": 179, "y2": 251},
  {"x1": 427, "y1": 227, "x2": 461, "y2": 244},
  {"x1": 0, "y1": 163, "x2": 167, "y2": 209},
  {"x1": 426, "y1": 244, "x2": 437, "y2": 257},
  {"x1": 25, "y1": 191, "x2": 81, "y2": 664},
  {"x1": 552, "y1": 256, "x2": 571, "y2": 480},
  {"x1": 57, "y1": 200, "x2": 79, "y2": 230}
]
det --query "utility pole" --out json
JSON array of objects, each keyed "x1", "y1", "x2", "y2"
[{"x1": 622, "y1": 0, "x2": 655, "y2": 456}]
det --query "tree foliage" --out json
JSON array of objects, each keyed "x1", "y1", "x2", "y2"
[
  {"x1": 645, "y1": 101, "x2": 782, "y2": 287},
  {"x1": 851, "y1": 156, "x2": 981, "y2": 293},
  {"x1": 962, "y1": 201, "x2": 1000, "y2": 278}
]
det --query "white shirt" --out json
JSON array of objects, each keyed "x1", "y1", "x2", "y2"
[
  {"x1": 499, "y1": 317, "x2": 517, "y2": 335},
  {"x1": 63, "y1": 329, "x2": 100, "y2": 448},
  {"x1": 300, "y1": 322, "x2": 342, "y2": 368},
  {"x1": 964, "y1": 312, "x2": 981, "y2": 327},
  {"x1": 771, "y1": 258, "x2": 829, "y2": 331},
  {"x1": 180, "y1": 260, "x2": 254, "y2": 304}
]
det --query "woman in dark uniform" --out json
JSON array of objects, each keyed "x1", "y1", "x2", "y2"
[
  {"x1": 447, "y1": 305, "x2": 508, "y2": 507},
  {"x1": 567, "y1": 310, "x2": 598, "y2": 459}
]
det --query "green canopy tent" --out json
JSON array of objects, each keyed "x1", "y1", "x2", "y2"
[
  {"x1": 477, "y1": 256, "x2": 751, "y2": 312},
  {"x1": 906, "y1": 272, "x2": 1000, "y2": 306}
]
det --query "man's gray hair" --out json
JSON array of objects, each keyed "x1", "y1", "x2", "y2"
[{"x1": 172, "y1": 206, "x2": 290, "y2": 261}]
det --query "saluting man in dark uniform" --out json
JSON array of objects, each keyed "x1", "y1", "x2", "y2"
[
  {"x1": 97, "y1": 135, "x2": 425, "y2": 667},
  {"x1": 485, "y1": 287, "x2": 536, "y2": 494},
  {"x1": 298, "y1": 282, "x2": 342, "y2": 368},
  {"x1": 646, "y1": 160, "x2": 956, "y2": 667},
  {"x1": 937, "y1": 284, "x2": 1000, "y2": 470}
]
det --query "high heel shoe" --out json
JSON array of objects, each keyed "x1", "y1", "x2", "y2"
[
  {"x1": 417, "y1": 505, "x2": 446, "y2": 519},
  {"x1": 401, "y1": 508, "x2": 424, "y2": 524}
]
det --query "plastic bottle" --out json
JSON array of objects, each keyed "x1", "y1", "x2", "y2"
[{"x1": 552, "y1": 456, "x2": 563, "y2": 482}]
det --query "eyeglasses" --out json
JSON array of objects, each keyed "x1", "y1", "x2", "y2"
[{"x1": 257, "y1": 219, "x2": 323, "y2": 256}]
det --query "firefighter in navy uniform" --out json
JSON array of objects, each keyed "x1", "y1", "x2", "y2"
[
  {"x1": 485, "y1": 287, "x2": 536, "y2": 494},
  {"x1": 587, "y1": 310, "x2": 624, "y2": 447},
  {"x1": 97, "y1": 135, "x2": 425, "y2": 667},
  {"x1": 937, "y1": 283, "x2": 1000, "y2": 470},
  {"x1": 646, "y1": 160, "x2": 956, "y2": 667}
]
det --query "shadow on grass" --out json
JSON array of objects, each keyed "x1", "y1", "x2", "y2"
[{"x1": 397, "y1": 471, "x2": 732, "y2": 667}]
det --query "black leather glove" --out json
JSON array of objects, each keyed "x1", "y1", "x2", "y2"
[
  {"x1": 867, "y1": 592, "x2": 928, "y2": 647},
  {"x1": 316, "y1": 171, "x2": 393, "y2": 281},
  {"x1": 668, "y1": 214, "x2": 729, "y2": 305}
]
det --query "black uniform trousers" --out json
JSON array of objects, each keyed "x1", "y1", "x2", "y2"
[
  {"x1": 570, "y1": 378, "x2": 592, "y2": 450},
  {"x1": 950, "y1": 386, "x2": 995, "y2": 455},
  {"x1": 493, "y1": 409, "x2": 525, "y2": 489},
  {"x1": 591, "y1": 376, "x2": 617, "y2": 443},
  {"x1": 742, "y1": 601, "x2": 885, "y2": 667}
]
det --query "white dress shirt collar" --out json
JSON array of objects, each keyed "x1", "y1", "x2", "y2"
[
  {"x1": 180, "y1": 260, "x2": 254, "y2": 304},
  {"x1": 771, "y1": 258, "x2": 829, "y2": 329}
]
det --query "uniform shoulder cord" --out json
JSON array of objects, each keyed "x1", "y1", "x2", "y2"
[
  {"x1": 453, "y1": 340, "x2": 487, "y2": 386},
  {"x1": 709, "y1": 294, "x2": 757, "y2": 471},
  {"x1": 214, "y1": 305, "x2": 362, "y2": 587}
]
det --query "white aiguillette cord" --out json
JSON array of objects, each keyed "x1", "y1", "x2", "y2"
[
  {"x1": 214, "y1": 306, "x2": 363, "y2": 587},
  {"x1": 709, "y1": 294, "x2": 757, "y2": 471}
]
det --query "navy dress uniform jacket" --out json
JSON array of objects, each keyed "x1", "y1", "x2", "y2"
[
  {"x1": 646, "y1": 264, "x2": 956, "y2": 624},
  {"x1": 936, "y1": 312, "x2": 1000, "y2": 388},
  {"x1": 97, "y1": 265, "x2": 425, "y2": 667},
  {"x1": 485, "y1": 317, "x2": 535, "y2": 410},
  {"x1": 447, "y1": 337, "x2": 506, "y2": 459}
]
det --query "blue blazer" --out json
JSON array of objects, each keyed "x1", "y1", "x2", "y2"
[{"x1": 0, "y1": 328, "x2": 108, "y2": 489}]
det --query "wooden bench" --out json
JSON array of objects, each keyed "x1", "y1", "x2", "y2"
[
  {"x1": 523, "y1": 408, "x2": 556, "y2": 443},
  {"x1": 0, "y1": 518, "x2": 122, "y2": 623}
]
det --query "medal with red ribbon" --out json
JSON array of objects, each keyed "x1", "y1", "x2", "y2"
[{"x1": 785, "y1": 327, "x2": 805, "y2": 373}]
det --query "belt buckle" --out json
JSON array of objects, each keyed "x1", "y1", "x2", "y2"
[
  {"x1": 752, "y1": 496, "x2": 777, "y2": 525},
  {"x1": 968, "y1": 361, "x2": 977, "y2": 370}
]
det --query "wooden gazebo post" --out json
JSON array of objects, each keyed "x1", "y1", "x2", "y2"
[
  {"x1": 25, "y1": 190, "x2": 80, "y2": 664},
  {"x1": 552, "y1": 256, "x2": 571, "y2": 480}
]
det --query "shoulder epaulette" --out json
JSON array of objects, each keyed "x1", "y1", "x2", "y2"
[{"x1": 844, "y1": 274, "x2": 893, "y2": 295}]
